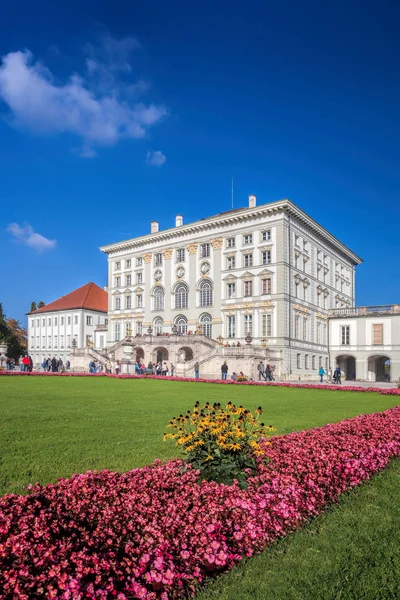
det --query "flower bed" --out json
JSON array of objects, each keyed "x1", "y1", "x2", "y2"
[
  {"x1": 1, "y1": 407, "x2": 399, "y2": 599},
  {"x1": 2, "y1": 369, "x2": 400, "y2": 395}
]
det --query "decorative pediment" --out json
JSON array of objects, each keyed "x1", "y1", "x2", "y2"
[
  {"x1": 223, "y1": 275, "x2": 237, "y2": 283},
  {"x1": 258, "y1": 269, "x2": 273, "y2": 277},
  {"x1": 122, "y1": 288, "x2": 133, "y2": 295},
  {"x1": 112, "y1": 289, "x2": 122, "y2": 296},
  {"x1": 240, "y1": 271, "x2": 254, "y2": 280},
  {"x1": 259, "y1": 244, "x2": 273, "y2": 252},
  {"x1": 135, "y1": 287, "x2": 144, "y2": 294}
]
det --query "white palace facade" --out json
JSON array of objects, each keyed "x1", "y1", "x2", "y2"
[{"x1": 98, "y1": 196, "x2": 364, "y2": 380}]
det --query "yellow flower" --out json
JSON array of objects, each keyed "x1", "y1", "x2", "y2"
[
  {"x1": 228, "y1": 443, "x2": 241, "y2": 451},
  {"x1": 205, "y1": 454, "x2": 214, "y2": 461}
]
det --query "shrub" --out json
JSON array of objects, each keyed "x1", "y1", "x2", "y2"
[
  {"x1": 164, "y1": 402, "x2": 274, "y2": 487},
  {"x1": 236, "y1": 375, "x2": 248, "y2": 382}
]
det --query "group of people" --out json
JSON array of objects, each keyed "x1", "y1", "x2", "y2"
[
  {"x1": 318, "y1": 365, "x2": 343, "y2": 384},
  {"x1": 135, "y1": 360, "x2": 175, "y2": 376},
  {"x1": 41, "y1": 357, "x2": 70, "y2": 372},
  {"x1": 89, "y1": 360, "x2": 105, "y2": 373},
  {"x1": 256, "y1": 361, "x2": 276, "y2": 381}
]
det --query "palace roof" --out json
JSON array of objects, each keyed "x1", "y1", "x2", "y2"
[{"x1": 28, "y1": 283, "x2": 108, "y2": 315}]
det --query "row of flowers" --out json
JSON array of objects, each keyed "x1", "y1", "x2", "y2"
[
  {"x1": 1, "y1": 407, "x2": 399, "y2": 599},
  {"x1": 1, "y1": 369, "x2": 400, "y2": 395}
]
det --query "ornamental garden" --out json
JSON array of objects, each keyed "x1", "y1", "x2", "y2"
[{"x1": 0, "y1": 374, "x2": 399, "y2": 599}]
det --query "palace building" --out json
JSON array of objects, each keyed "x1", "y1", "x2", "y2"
[{"x1": 98, "y1": 195, "x2": 362, "y2": 379}]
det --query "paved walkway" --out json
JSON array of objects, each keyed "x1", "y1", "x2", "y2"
[{"x1": 292, "y1": 380, "x2": 397, "y2": 389}]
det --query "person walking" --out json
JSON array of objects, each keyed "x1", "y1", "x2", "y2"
[
  {"x1": 162, "y1": 361, "x2": 169, "y2": 376},
  {"x1": 327, "y1": 367, "x2": 332, "y2": 382},
  {"x1": 194, "y1": 361, "x2": 200, "y2": 379},
  {"x1": 257, "y1": 361, "x2": 266, "y2": 381},
  {"x1": 333, "y1": 365, "x2": 341, "y2": 384},
  {"x1": 115, "y1": 360, "x2": 121, "y2": 375},
  {"x1": 19, "y1": 359, "x2": 24, "y2": 372},
  {"x1": 22, "y1": 355, "x2": 30, "y2": 372},
  {"x1": 221, "y1": 361, "x2": 228, "y2": 380},
  {"x1": 170, "y1": 362, "x2": 175, "y2": 376},
  {"x1": 318, "y1": 366, "x2": 326, "y2": 383},
  {"x1": 51, "y1": 357, "x2": 58, "y2": 372}
]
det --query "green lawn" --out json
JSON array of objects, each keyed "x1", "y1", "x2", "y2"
[{"x1": 0, "y1": 377, "x2": 399, "y2": 599}]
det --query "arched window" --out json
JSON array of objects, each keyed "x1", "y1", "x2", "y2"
[
  {"x1": 200, "y1": 313, "x2": 212, "y2": 338},
  {"x1": 175, "y1": 283, "x2": 188, "y2": 309},
  {"x1": 154, "y1": 317, "x2": 163, "y2": 335},
  {"x1": 175, "y1": 315, "x2": 188, "y2": 335},
  {"x1": 199, "y1": 280, "x2": 213, "y2": 307},
  {"x1": 153, "y1": 287, "x2": 165, "y2": 311}
]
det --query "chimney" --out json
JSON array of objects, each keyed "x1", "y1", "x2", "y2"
[
  {"x1": 150, "y1": 221, "x2": 159, "y2": 234},
  {"x1": 248, "y1": 195, "x2": 257, "y2": 208},
  {"x1": 175, "y1": 214, "x2": 183, "y2": 227}
]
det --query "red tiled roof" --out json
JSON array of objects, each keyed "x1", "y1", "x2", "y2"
[{"x1": 28, "y1": 283, "x2": 108, "y2": 315}]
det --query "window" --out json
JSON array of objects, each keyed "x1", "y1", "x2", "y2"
[
  {"x1": 243, "y1": 234, "x2": 253, "y2": 245},
  {"x1": 244, "y1": 314, "x2": 253, "y2": 335},
  {"x1": 175, "y1": 315, "x2": 187, "y2": 334},
  {"x1": 67, "y1": 316, "x2": 71, "y2": 325},
  {"x1": 262, "y1": 314, "x2": 272, "y2": 337},
  {"x1": 115, "y1": 297, "x2": 121, "y2": 310},
  {"x1": 86, "y1": 316, "x2": 93, "y2": 326},
  {"x1": 297, "y1": 354, "x2": 301, "y2": 369},
  {"x1": 115, "y1": 323, "x2": 120, "y2": 342},
  {"x1": 200, "y1": 243, "x2": 210, "y2": 258},
  {"x1": 136, "y1": 321, "x2": 143, "y2": 335},
  {"x1": 244, "y1": 281, "x2": 253, "y2": 297},
  {"x1": 115, "y1": 276, "x2": 121, "y2": 287},
  {"x1": 74, "y1": 315, "x2": 78, "y2": 325},
  {"x1": 105, "y1": 319, "x2": 108, "y2": 325},
  {"x1": 60, "y1": 335, "x2": 64, "y2": 349},
  {"x1": 262, "y1": 230, "x2": 271, "y2": 241},
  {"x1": 136, "y1": 257, "x2": 143, "y2": 267},
  {"x1": 54, "y1": 317, "x2": 58, "y2": 326},
  {"x1": 48, "y1": 318, "x2": 51, "y2": 326},
  {"x1": 199, "y1": 280, "x2": 213, "y2": 306},
  {"x1": 262, "y1": 278, "x2": 271, "y2": 294},
  {"x1": 126, "y1": 275, "x2": 132, "y2": 286},
  {"x1": 200, "y1": 313, "x2": 212, "y2": 338},
  {"x1": 136, "y1": 272, "x2": 143, "y2": 284},
  {"x1": 323, "y1": 324, "x2": 327, "y2": 345},
  {"x1": 125, "y1": 322, "x2": 132, "y2": 337},
  {"x1": 42, "y1": 335, "x2": 46, "y2": 349},
  {"x1": 227, "y1": 283, "x2": 236, "y2": 298},
  {"x1": 126, "y1": 259, "x2": 131, "y2": 268},
  {"x1": 54, "y1": 336, "x2": 58, "y2": 349},
  {"x1": 303, "y1": 318, "x2": 308, "y2": 341},
  {"x1": 227, "y1": 315, "x2": 236, "y2": 338},
  {"x1": 137, "y1": 294, "x2": 143, "y2": 308},
  {"x1": 115, "y1": 261, "x2": 121, "y2": 270},
  {"x1": 227, "y1": 237, "x2": 235, "y2": 248},
  {"x1": 36, "y1": 318, "x2": 39, "y2": 326},
  {"x1": 175, "y1": 283, "x2": 188, "y2": 309},
  {"x1": 305, "y1": 354, "x2": 309, "y2": 369},
  {"x1": 262, "y1": 251, "x2": 271, "y2": 265},
  {"x1": 373, "y1": 324, "x2": 383, "y2": 345},
  {"x1": 154, "y1": 317, "x2": 163, "y2": 335},
  {"x1": 176, "y1": 248, "x2": 186, "y2": 262},
  {"x1": 154, "y1": 253, "x2": 163, "y2": 266},
  {"x1": 244, "y1": 253, "x2": 253, "y2": 267},
  {"x1": 125, "y1": 296, "x2": 132, "y2": 309},
  {"x1": 67, "y1": 335, "x2": 71, "y2": 348},
  {"x1": 295, "y1": 315, "x2": 300, "y2": 339},
  {"x1": 312, "y1": 355, "x2": 316, "y2": 370},
  {"x1": 153, "y1": 287, "x2": 165, "y2": 310},
  {"x1": 42, "y1": 318, "x2": 45, "y2": 326},
  {"x1": 227, "y1": 256, "x2": 236, "y2": 269},
  {"x1": 317, "y1": 321, "x2": 321, "y2": 344},
  {"x1": 30, "y1": 336, "x2": 34, "y2": 347},
  {"x1": 341, "y1": 325, "x2": 350, "y2": 345}
]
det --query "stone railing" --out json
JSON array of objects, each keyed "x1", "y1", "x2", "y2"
[{"x1": 329, "y1": 305, "x2": 400, "y2": 318}]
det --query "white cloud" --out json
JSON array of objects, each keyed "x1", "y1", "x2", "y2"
[
  {"x1": 7, "y1": 223, "x2": 57, "y2": 252},
  {"x1": 146, "y1": 150, "x2": 166, "y2": 167},
  {"x1": 0, "y1": 37, "x2": 167, "y2": 157}
]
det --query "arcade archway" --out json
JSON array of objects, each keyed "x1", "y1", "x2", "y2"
[
  {"x1": 367, "y1": 355, "x2": 391, "y2": 382},
  {"x1": 335, "y1": 355, "x2": 356, "y2": 380}
]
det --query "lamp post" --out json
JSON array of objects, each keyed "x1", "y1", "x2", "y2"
[{"x1": 147, "y1": 326, "x2": 153, "y2": 336}]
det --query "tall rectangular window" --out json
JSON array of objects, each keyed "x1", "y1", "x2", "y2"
[
  {"x1": 126, "y1": 296, "x2": 131, "y2": 309},
  {"x1": 262, "y1": 314, "x2": 272, "y2": 337},
  {"x1": 48, "y1": 318, "x2": 51, "y2": 326},
  {"x1": 36, "y1": 318, "x2": 39, "y2": 326},
  {"x1": 295, "y1": 315, "x2": 300, "y2": 339},
  {"x1": 115, "y1": 323, "x2": 120, "y2": 341},
  {"x1": 303, "y1": 318, "x2": 308, "y2": 341},
  {"x1": 67, "y1": 316, "x2": 71, "y2": 325},
  {"x1": 243, "y1": 234, "x2": 253, "y2": 245},
  {"x1": 227, "y1": 283, "x2": 236, "y2": 298},
  {"x1": 244, "y1": 314, "x2": 253, "y2": 335},
  {"x1": 297, "y1": 353, "x2": 301, "y2": 369},
  {"x1": 74, "y1": 315, "x2": 78, "y2": 325},
  {"x1": 305, "y1": 354, "x2": 309, "y2": 369},
  {"x1": 227, "y1": 237, "x2": 235, "y2": 248},
  {"x1": 244, "y1": 253, "x2": 253, "y2": 267},
  {"x1": 262, "y1": 250, "x2": 271, "y2": 265},
  {"x1": 373, "y1": 324, "x2": 383, "y2": 345},
  {"x1": 136, "y1": 257, "x2": 143, "y2": 267},
  {"x1": 227, "y1": 316, "x2": 236, "y2": 338},
  {"x1": 341, "y1": 325, "x2": 350, "y2": 345},
  {"x1": 262, "y1": 278, "x2": 271, "y2": 294},
  {"x1": 115, "y1": 297, "x2": 121, "y2": 310},
  {"x1": 54, "y1": 317, "x2": 58, "y2": 326},
  {"x1": 136, "y1": 272, "x2": 143, "y2": 284},
  {"x1": 137, "y1": 294, "x2": 143, "y2": 308},
  {"x1": 61, "y1": 317, "x2": 64, "y2": 326},
  {"x1": 115, "y1": 276, "x2": 121, "y2": 287},
  {"x1": 136, "y1": 321, "x2": 143, "y2": 335},
  {"x1": 86, "y1": 316, "x2": 93, "y2": 326},
  {"x1": 312, "y1": 355, "x2": 316, "y2": 370},
  {"x1": 200, "y1": 243, "x2": 210, "y2": 258},
  {"x1": 317, "y1": 321, "x2": 321, "y2": 343},
  {"x1": 126, "y1": 259, "x2": 131, "y2": 268},
  {"x1": 154, "y1": 253, "x2": 163, "y2": 266},
  {"x1": 176, "y1": 248, "x2": 186, "y2": 262},
  {"x1": 115, "y1": 261, "x2": 121, "y2": 270},
  {"x1": 244, "y1": 281, "x2": 253, "y2": 297},
  {"x1": 126, "y1": 275, "x2": 132, "y2": 286},
  {"x1": 227, "y1": 256, "x2": 236, "y2": 269},
  {"x1": 125, "y1": 322, "x2": 132, "y2": 337},
  {"x1": 262, "y1": 230, "x2": 271, "y2": 241}
]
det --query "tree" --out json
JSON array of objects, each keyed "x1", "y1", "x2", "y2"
[
  {"x1": 0, "y1": 304, "x2": 28, "y2": 360},
  {"x1": 30, "y1": 302, "x2": 37, "y2": 312},
  {"x1": 38, "y1": 301, "x2": 45, "y2": 309},
  {"x1": 0, "y1": 303, "x2": 8, "y2": 342}
]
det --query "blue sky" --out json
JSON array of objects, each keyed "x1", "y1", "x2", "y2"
[{"x1": 1, "y1": 0, "x2": 399, "y2": 324}]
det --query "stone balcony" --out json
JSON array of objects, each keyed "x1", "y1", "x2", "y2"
[{"x1": 328, "y1": 305, "x2": 400, "y2": 318}]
